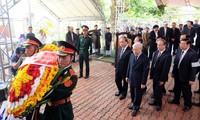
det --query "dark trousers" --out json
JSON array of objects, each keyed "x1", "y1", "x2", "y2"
[
  {"x1": 105, "y1": 44, "x2": 111, "y2": 50},
  {"x1": 130, "y1": 85, "x2": 143, "y2": 110},
  {"x1": 95, "y1": 38, "x2": 101, "y2": 54},
  {"x1": 174, "y1": 75, "x2": 192, "y2": 107},
  {"x1": 115, "y1": 73, "x2": 128, "y2": 96},
  {"x1": 79, "y1": 54, "x2": 89, "y2": 76},
  {"x1": 169, "y1": 42, "x2": 178, "y2": 55},
  {"x1": 153, "y1": 79, "x2": 166, "y2": 96},
  {"x1": 196, "y1": 67, "x2": 200, "y2": 91},
  {"x1": 149, "y1": 45, "x2": 157, "y2": 59},
  {"x1": 195, "y1": 43, "x2": 200, "y2": 58},
  {"x1": 154, "y1": 80, "x2": 164, "y2": 107},
  {"x1": 72, "y1": 52, "x2": 76, "y2": 62}
]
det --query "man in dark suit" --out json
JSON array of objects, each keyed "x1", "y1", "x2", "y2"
[
  {"x1": 194, "y1": 27, "x2": 200, "y2": 94},
  {"x1": 115, "y1": 36, "x2": 132, "y2": 100},
  {"x1": 169, "y1": 38, "x2": 199, "y2": 112},
  {"x1": 149, "y1": 25, "x2": 159, "y2": 59},
  {"x1": 169, "y1": 22, "x2": 180, "y2": 55},
  {"x1": 66, "y1": 26, "x2": 78, "y2": 62},
  {"x1": 66, "y1": 26, "x2": 78, "y2": 47},
  {"x1": 195, "y1": 27, "x2": 200, "y2": 58},
  {"x1": 182, "y1": 21, "x2": 196, "y2": 43},
  {"x1": 126, "y1": 42, "x2": 149, "y2": 116},
  {"x1": 149, "y1": 38, "x2": 172, "y2": 111},
  {"x1": 93, "y1": 25, "x2": 101, "y2": 55},
  {"x1": 159, "y1": 21, "x2": 171, "y2": 45}
]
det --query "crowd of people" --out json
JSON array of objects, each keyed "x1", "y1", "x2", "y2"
[
  {"x1": 115, "y1": 20, "x2": 200, "y2": 117},
  {"x1": 8, "y1": 19, "x2": 200, "y2": 119}
]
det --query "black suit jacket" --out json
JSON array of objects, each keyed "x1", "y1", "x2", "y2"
[
  {"x1": 116, "y1": 46, "x2": 132, "y2": 77},
  {"x1": 182, "y1": 27, "x2": 196, "y2": 43},
  {"x1": 66, "y1": 32, "x2": 78, "y2": 47},
  {"x1": 172, "y1": 48, "x2": 198, "y2": 82},
  {"x1": 170, "y1": 28, "x2": 180, "y2": 43},
  {"x1": 149, "y1": 30, "x2": 159, "y2": 47},
  {"x1": 126, "y1": 53, "x2": 149, "y2": 86},
  {"x1": 150, "y1": 50, "x2": 172, "y2": 82},
  {"x1": 196, "y1": 27, "x2": 200, "y2": 47},
  {"x1": 159, "y1": 27, "x2": 171, "y2": 42}
]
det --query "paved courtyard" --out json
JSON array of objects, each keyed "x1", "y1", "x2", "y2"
[{"x1": 71, "y1": 60, "x2": 200, "y2": 120}]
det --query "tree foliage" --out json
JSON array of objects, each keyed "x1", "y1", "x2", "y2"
[{"x1": 127, "y1": 0, "x2": 165, "y2": 18}]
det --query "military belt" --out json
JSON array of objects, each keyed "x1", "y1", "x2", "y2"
[{"x1": 48, "y1": 97, "x2": 70, "y2": 106}]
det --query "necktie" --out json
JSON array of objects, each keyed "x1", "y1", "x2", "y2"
[
  {"x1": 120, "y1": 48, "x2": 124, "y2": 58},
  {"x1": 154, "y1": 52, "x2": 161, "y2": 67},
  {"x1": 178, "y1": 51, "x2": 184, "y2": 69},
  {"x1": 157, "y1": 52, "x2": 161, "y2": 59},
  {"x1": 164, "y1": 28, "x2": 167, "y2": 37},
  {"x1": 155, "y1": 32, "x2": 158, "y2": 38},
  {"x1": 134, "y1": 56, "x2": 138, "y2": 62},
  {"x1": 71, "y1": 33, "x2": 74, "y2": 41}
]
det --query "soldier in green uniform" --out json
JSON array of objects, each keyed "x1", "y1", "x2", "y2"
[
  {"x1": 44, "y1": 41, "x2": 78, "y2": 120},
  {"x1": 77, "y1": 25, "x2": 92, "y2": 79}
]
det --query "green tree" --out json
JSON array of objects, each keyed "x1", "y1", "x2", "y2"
[{"x1": 127, "y1": 0, "x2": 165, "y2": 18}]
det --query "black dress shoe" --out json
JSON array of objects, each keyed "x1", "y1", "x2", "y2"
[
  {"x1": 131, "y1": 110, "x2": 137, "y2": 116},
  {"x1": 194, "y1": 90, "x2": 200, "y2": 94},
  {"x1": 84, "y1": 76, "x2": 89, "y2": 79},
  {"x1": 168, "y1": 100, "x2": 180, "y2": 105},
  {"x1": 128, "y1": 103, "x2": 133, "y2": 110},
  {"x1": 183, "y1": 106, "x2": 192, "y2": 112},
  {"x1": 119, "y1": 95, "x2": 126, "y2": 100},
  {"x1": 78, "y1": 75, "x2": 83, "y2": 78},
  {"x1": 115, "y1": 92, "x2": 121, "y2": 96},
  {"x1": 168, "y1": 89, "x2": 174, "y2": 92},
  {"x1": 149, "y1": 102, "x2": 157, "y2": 106},
  {"x1": 142, "y1": 87, "x2": 147, "y2": 95},
  {"x1": 156, "y1": 106, "x2": 162, "y2": 111}
]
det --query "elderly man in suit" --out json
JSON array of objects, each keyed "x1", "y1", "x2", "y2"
[
  {"x1": 126, "y1": 42, "x2": 149, "y2": 116},
  {"x1": 66, "y1": 26, "x2": 78, "y2": 47},
  {"x1": 66, "y1": 26, "x2": 78, "y2": 62},
  {"x1": 169, "y1": 22, "x2": 180, "y2": 56},
  {"x1": 149, "y1": 38, "x2": 172, "y2": 111},
  {"x1": 169, "y1": 38, "x2": 199, "y2": 111},
  {"x1": 159, "y1": 21, "x2": 171, "y2": 45},
  {"x1": 115, "y1": 36, "x2": 132, "y2": 100}
]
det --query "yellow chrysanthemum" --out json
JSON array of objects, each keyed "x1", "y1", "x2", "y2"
[
  {"x1": 10, "y1": 64, "x2": 33, "y2": 98},
  {"x1": 39, "y1": 44, "x2": 58, "y2": 52}
]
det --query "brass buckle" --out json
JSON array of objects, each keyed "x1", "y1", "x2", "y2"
[{"x1": 48, "y1": 102, "x2": 52, "y2": 106}]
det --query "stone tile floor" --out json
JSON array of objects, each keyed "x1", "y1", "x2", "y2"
[{"x1": 71, "y1": 60, "x2": 200, "y2": 120}]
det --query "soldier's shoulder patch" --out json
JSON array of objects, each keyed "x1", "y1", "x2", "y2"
[
  {"x1": 69, "y1": 69, "x2": 76, "y2": 76},
  {"x1": 64, "y1": 79, "x2": 73, "y2": 87}
]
